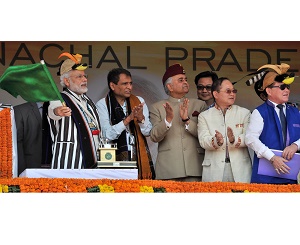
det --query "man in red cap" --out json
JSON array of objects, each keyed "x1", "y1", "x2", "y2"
[{"x1": 149, "y1": 63, "x2": 207, "y2": 181}]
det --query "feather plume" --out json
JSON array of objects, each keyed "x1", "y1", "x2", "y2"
[{"x1": 58, "y1": 52, "x2": 80, "y2": 64}]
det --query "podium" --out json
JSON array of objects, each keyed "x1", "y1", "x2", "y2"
[{"x1": 97, "y1": 140, "x2": 137, "y2": 169}]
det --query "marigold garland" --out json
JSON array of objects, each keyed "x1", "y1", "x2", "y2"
[
  {"x1": 0, "y1": 108, "x2": 13, "y2": 179},
  {"x1": 1, "y1": 178, "x2": 300, "y2": 193}
]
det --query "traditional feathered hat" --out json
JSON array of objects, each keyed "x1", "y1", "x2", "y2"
[
  {"x1": 257, "y1": 63, "x2": 293, "y2": 90},
  {"x1": 232, "y1": 63, "x2": 296, "y2": 101},
  {"x1": 57, "y1": 52, "x2": 88, "y2": 76},
  {"x1": 244, "y1": 63, "x2": 295, "y2": 90},
  {"x1": 233, "y1": 63, "x2": 297, "y2": 100}
]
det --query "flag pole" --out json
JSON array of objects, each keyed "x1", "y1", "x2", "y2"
[{"x1": 40, "y1": 60, "x2": 66, "y2": 107}]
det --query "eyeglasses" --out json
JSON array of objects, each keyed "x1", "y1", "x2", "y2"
[
  {"x1": 197, "y1": 85, "x2": 212, "y2": 91},
  {"x1": 269, "y1": 84, "x2": 290, "y2": 90},
  {"x1": 69, "y1": 74, "x2": 88, "y2": 79},
  {"x1": 219, "y1": 89, "x2": 237, "y2": 94}
]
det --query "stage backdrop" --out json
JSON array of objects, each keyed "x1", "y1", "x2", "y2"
[
  {"x1": 1, "y1": 41, "x2": 300, "y2": 164},
  {"x1": 1, "y1": 41, "x2": 300, "y2": 111}
]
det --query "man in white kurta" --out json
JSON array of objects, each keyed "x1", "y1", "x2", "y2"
[{"x1": 198, "y1": 77, "x2": 252, "y2": 183}]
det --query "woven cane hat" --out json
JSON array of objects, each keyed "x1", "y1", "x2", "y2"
[{"x1": 57, "y1": 52, "x2": 88, "y2": 76}]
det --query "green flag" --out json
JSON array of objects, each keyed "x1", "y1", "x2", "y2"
[{"x1": 0, "y1": 61, "x2": 64, "y2": 102}]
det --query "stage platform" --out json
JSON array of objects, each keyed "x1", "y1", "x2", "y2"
[{"x1": 19, "y1": 168, "x2": 138, "y2": 180}]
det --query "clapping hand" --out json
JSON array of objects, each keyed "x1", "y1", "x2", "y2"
[
  {"x1": 163, "y1": 102, "x2": 174, "y2": 123},
  {"x1": 179, "y1": 98, "x2": 189, "y2": 121},
  {"x1": 215, "y1": 130, "x2": 224, "y2": 146},
  {"x1": 125, "y1": 103, "x2": 145, "y2": 125},
  {"x1": 227, "y1": 127, "x2": 235, "y2": 143},
  {"x1": 132, "y1": 102, "x2": 145, "y2": 122}
]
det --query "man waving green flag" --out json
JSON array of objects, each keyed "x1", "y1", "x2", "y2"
[{"x1": 0, "y1": 61, "x2": 64, "y2": 103}]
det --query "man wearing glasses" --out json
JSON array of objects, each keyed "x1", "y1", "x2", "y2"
[
  {"x1": 47, "y1": 53, "x2": 101, "y2": 169},
  {"x1": 245, "y1": 63, "x2": 300, "y2": 184},
  {"x1": 198, "y1": 77, "x2": 252, "y2": 183},
  {"x1": 194, "y1": 71, "x2": 218, "y2": 107}
]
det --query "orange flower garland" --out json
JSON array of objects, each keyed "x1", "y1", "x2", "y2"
[
  {"x1": 0, "y1": 108, "x2": 13, "y2": 179},
  {"x1": 1, "y1": 178, "x2": 300, "y2": 193}
]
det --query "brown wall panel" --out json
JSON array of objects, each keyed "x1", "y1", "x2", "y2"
[{"x1": 1, "y1": 41, "x2": 299, "y2": 112}]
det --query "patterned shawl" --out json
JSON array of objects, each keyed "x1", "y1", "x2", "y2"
[{"x1": 105, "y1": 91, "x2": 155, "y2": 179}]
